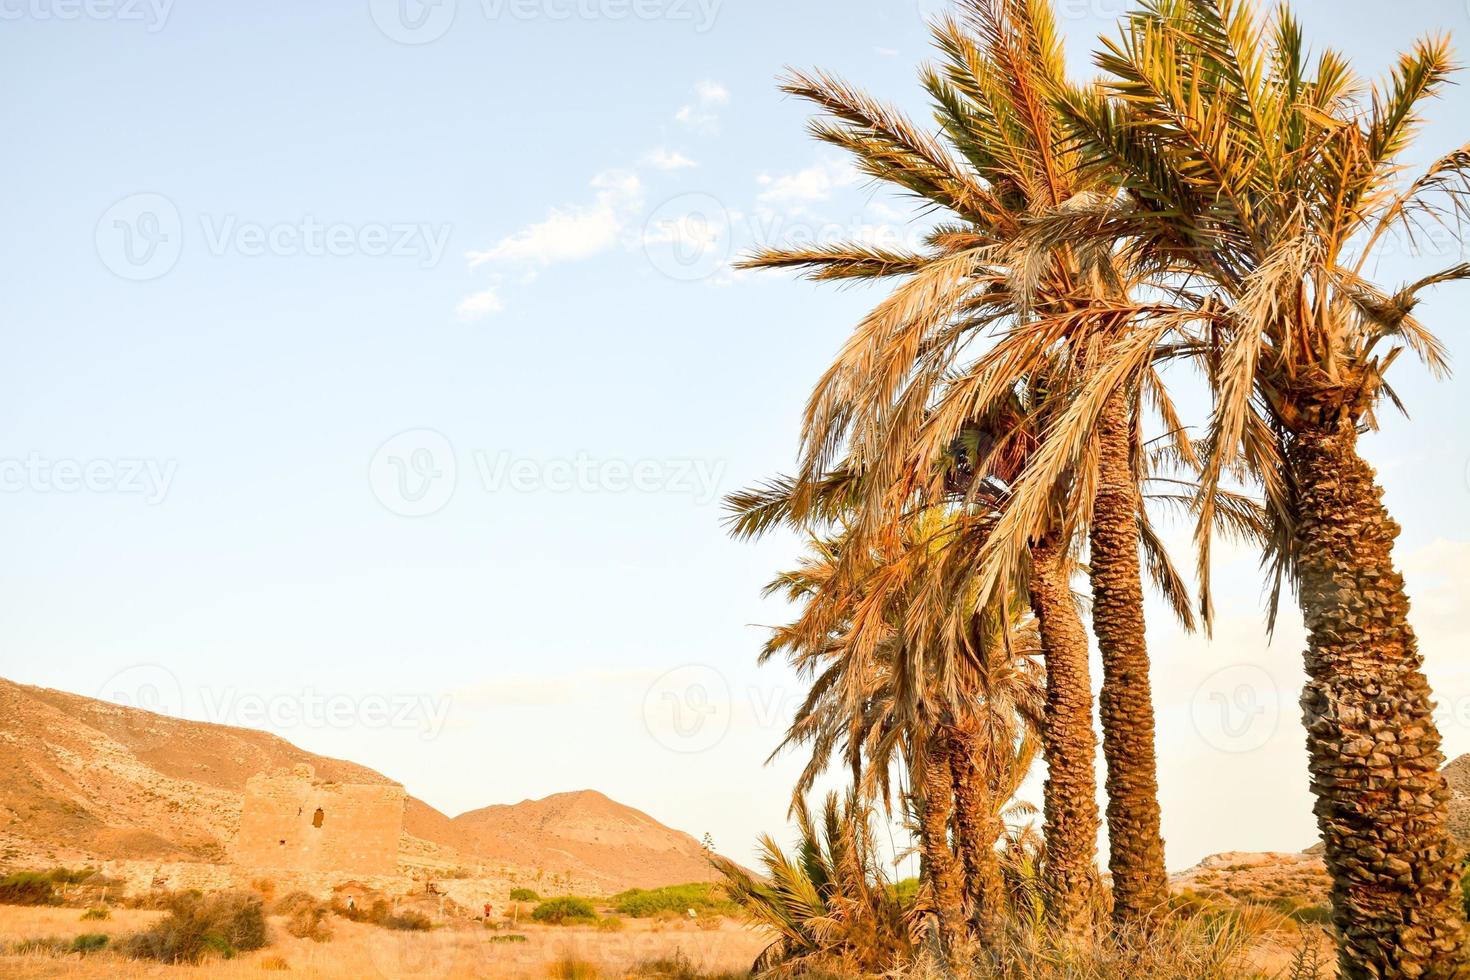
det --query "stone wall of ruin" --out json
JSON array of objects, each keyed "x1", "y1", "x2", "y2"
[{"x1": 232, "y1": 765, "x2": 404, "y2": 876}]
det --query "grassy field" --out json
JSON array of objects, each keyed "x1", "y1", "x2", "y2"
[{"x1": 0, "y1": 906, "x2": 768, "y2": 978}]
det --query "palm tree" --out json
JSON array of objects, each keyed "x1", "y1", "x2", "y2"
[
  {"x1": 750, "y1": 513, "x2": 1044, "y2": 949},
  {"x1": 711, "y1": 792, "x2": 916, "y2": 977},
  {"x1": 735, "y1": 0, "x2": 1196, "y2": 924},
  {"x1": 1004, "y1": 0, "x2": 1470, "y2": 972}
]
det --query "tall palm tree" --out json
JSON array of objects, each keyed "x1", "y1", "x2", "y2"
[
  {"x1": 735, "y1": 0, "x2": 1196, "y2": 924},
  {"x1": 999, "y1": 0, "x2": 1470, "y2": 972}
]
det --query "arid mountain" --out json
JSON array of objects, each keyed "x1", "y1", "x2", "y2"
[
  {"x1": 452, "y1": 790, "x2": 717, "y2": 892},
  {"x1": 0, "y1": 677, "x2": 719, "y2": 892}
]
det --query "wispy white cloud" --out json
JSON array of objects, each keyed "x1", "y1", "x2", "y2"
[
  {"x1": 875, "y1": 46, "x2": 900, "y2": 57},
  {"x1": 675, "y1": 80, "x2": 730, "y2": 134},
  {"x1": 468, "y1": 171, "x2": 643, "y2": 269},
  {"x1": 755, "y1": 159, "x2": 861, "y2": 214},
  {"x1": 643, "y1": 148, "x2": 699, "y2": 171},
  {"x1": 458, "y1": 171, "x2": 646, "y2": 317},
  {"x1": 456, "y1": 286, "x2": 504, "y2": 321}
]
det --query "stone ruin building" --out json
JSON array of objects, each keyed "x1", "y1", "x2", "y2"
[{"x1": 232, "y1": 764, "x2": 404, "y2": 876}]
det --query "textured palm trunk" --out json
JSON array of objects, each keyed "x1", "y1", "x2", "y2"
[
  {"x1": 1290, "y1": 413, "x2": 1468, "y2": 979},
  {"x1": 1089, "y1": 389, "x2": 1168, "y2": 923},
  {"x1": 948, "y1": 727, "x2": 1006, "y2": 946},
  {"x1": 1027, "y1": 535, "x2": 1100, "y2": 929},
  {"x1": 919, "y1": 730, "x2": 968, "y2": 950}
]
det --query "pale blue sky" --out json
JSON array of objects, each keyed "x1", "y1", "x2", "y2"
[{"x1": 2, "y1": 0, "x2": 1469, "y2": 873}]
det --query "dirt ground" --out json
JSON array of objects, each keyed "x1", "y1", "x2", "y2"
[{"x1": 0, "y1": 907, "x2": 770, "y2": 979}]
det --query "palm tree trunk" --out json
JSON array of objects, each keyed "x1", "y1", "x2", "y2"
[
  {"x1": 1290, "y1": 415, "x2": 1468, "y2": 979},
  {"x1": 919, "y1": 729, "x2": 968, "y2": 950},
  {"x1": 1027, "y1": 535, "x2": 1099, "y2": 929},
  {"x1": 949, "y1": 727, "x2": 1006, "y2": 946},
  {"x1": 1089, "y1": 388, "x2": 1168, "y2": 923}
]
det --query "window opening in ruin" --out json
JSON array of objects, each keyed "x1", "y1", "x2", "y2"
[{"x1": 312, "y1": 808, "x2": 325, "y2": 829}]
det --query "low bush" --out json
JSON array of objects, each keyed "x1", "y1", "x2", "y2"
[
  {"x1": 272, "y1": 891, "x2": 334, "y2": 940},
  {"x1": 546, "y1": 958, "x2": 601, "y2": 979},
  {"x1": 488, "y1": 933, "x2": 528, "y2": 943},
  {"x1": 120, "y1": 891, "x2": 270, "y2": 964},
  {"x1": 0, "y1": 871, "x2": 60, "y2": 907},
  {"x1": 80, "y1": 907, "x2": 111, "y2": 921},
  {"x1": 1270, "y1": 896, "x2": 1335, "y2": 926},
  {"x1": 285, "y1": 905, "x2": 333, "y2": 942},
  {"x1": 260, "y1": 954, "x2": 292, "y2": 971},
  {"x1": 332, "y1": 897, "x2": 431, "y2": 931},
  {"x1": 628, "y1": 952, "x2": 748, "y2": 980},
  {"x1": 610, "y1": 883, "x2": 735, "y2": 918},
  {"x1": 596, "y1": 915, "x2": 625, "y2": 932},
  {"x1": 46, "y1": 867, "x2": 96, "y2": 887},
  {"x1": 383, "y1": 909, "x2": 432, "y2": 931},
  {"x1": 509, "y1": 887, "x2": 540, "y2": 902},
  {"x1": 7, "y1": 934, "x2": 110, "y2": 956},
  {"x1": 531, "y1": 896, "x2": 599, "y2": 925}
]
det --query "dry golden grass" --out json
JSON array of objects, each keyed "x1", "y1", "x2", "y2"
[{"x1": 0, "y1": 906, "x2": 767, "y2": 979}]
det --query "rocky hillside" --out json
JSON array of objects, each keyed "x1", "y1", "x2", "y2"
[
  {"x1": 0, "y1": 677, "x2": 721, "y2": 892},
  {"x1": 1175, "y1": 753, "x2": 1470, "y2": 905},
  {"x1": 452, "y1": 790, "x2": 718, "y2": 892}
]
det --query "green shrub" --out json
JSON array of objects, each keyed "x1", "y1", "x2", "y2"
[
  {"x1": 531, "y1": 896, "x2": 599, "y2": 925},
  {"x1": 0, "y1": 872, "x2": 60, "y2": 907},
  {"x1": 610, "y1": 883, "x2": 735, "y2": 918},
  {"x1": 46, "y1": 867, "x2": 96, "y2": 886},
  {"x1": 487, "y1": 933, "x2": 528, "y2": 943},
  {"x1": 1462, "y1": 868, "x2": 1470, "y2": 920},
  {"x1": 5, "y1": 934, "x2": 109, "y2": 957},
  {"x1": 80, "y1": 907, "x2": 111, "y2": 921},
  {"x1": 121, "y1": 891, "x2": 269, "y2": 964},
  {"x1": 509, "y1": 887, "x2": 540, "y2": 902}
]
